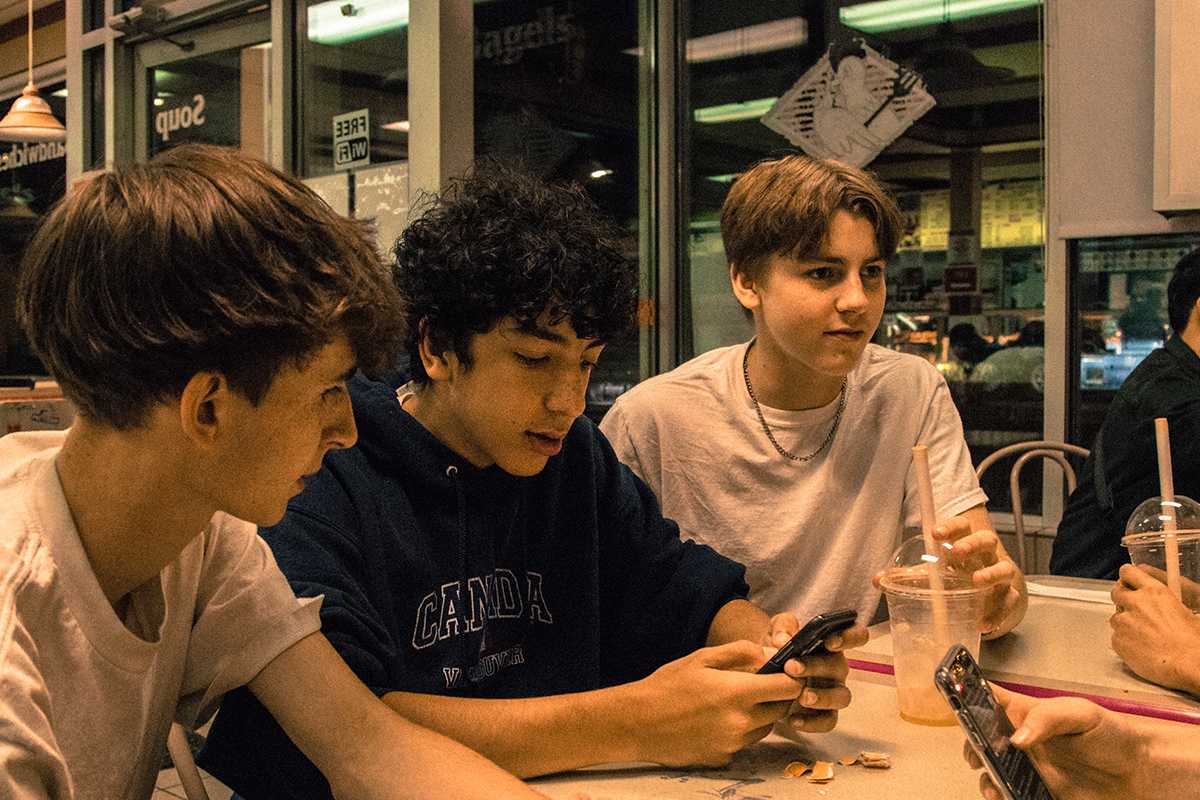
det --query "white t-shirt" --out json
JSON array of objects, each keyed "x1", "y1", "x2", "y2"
[
  {"x1": 601, "y1": 342, "x2": 986, "y2": 625},
  {"x1": 0, "y1": 431, "x2": 322, "y2": 800}
]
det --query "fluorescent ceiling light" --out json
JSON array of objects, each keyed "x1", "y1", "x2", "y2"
[
  {"x1": 694, "y1": 97, "x2": 777, "y2": 124},
  {"x1": 383, "y1": 120, "x2": 410, "y2": 132},
  {"x1": 840, "y1": 0, "x2": 1041, "y2": 33},
  {"x1": 688, "y1": 18, "x2": 807, "y2": 62},
  {"x1": 625, "y1": 17, "x2": 807, "y2": 62},
  {"x1": 308, "y1": 0, "x2": 409, "y2": 45}
]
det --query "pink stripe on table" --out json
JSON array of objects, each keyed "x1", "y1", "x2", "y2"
[{"x1": 848, "y1": 659, "x2": 1200, "y2": 725}]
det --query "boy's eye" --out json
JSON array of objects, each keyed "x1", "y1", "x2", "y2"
[
  {"x1": 323, "y1": 385, "x2": 346, "y2": 400},
  {"x1": 863, "y1": 263, "x2": 885, "y2": 279},
  {"x1": 515, "y1": 352, "x2": 549, "y2": 366},
  {"x1": 807, "y1": 267, "x2": 835, "y2": 281}
]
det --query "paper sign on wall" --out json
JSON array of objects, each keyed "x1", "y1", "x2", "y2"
[
  {"x1": 333, "y1": 109, "x2": 370, "y2": 170},
  {"x1": 762, "y1": 41, "x2": 935, "y2": 168}
]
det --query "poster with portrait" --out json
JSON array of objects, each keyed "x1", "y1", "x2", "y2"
[{"x1": 762, "y1": 41, "x2": 935, "y2": 168}]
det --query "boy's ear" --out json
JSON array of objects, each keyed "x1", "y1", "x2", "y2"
[
  {"x1": 730, "y1": 261, "x2": 760, "y2": 312},
  {"x1": 178, "y1": 371, "x2": 225, "y2": 445},
  {"x1": 416, "y1": 327, "x2": 455, "y2": 381}
]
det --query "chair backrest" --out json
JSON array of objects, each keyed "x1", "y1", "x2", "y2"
[
  {"x1": 975, "y1": 440, "x2": 1091, "y2": 574},
  {"x1": 168, "y1": 723, "x2": 212, "y2": 800}
]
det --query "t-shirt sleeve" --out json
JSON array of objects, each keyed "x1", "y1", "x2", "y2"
[
  {"x1": 589, "y1": 424, "x2": 749, "y2": 685},
  {"x1": 903, "y1": 368, "x2": 988, "y2": 528},
  {"x1": 177, "y1": 513, "x2": 322, "y2": 729},
  {"x1": 598, "y1": 394, "x2": 662, "y2": 497}
]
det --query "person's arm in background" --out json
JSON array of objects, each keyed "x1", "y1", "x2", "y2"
[
  {"x1": 1109, "y1": 563, "x2": 1200, "y2": 695},
  {"x1": 248, "y1": 632, "x2": 549, "y2": 800},
  {"x1": 966, "y1": 685, "x2": 1200, "y2": 800}
]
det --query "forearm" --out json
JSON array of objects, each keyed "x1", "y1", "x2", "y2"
[
  {"x1": 381, "y1": 685, "x2": 644, "y2": 778},
  {"x1": 705, "y1": 598, "x2": 772, "y2": 647},
  {"x1": 1130, "y1": 715, "x2": 1200, "y2": 799},
  {"x1": 250, "y1": 634, "x2": 545, "y2": 799}
]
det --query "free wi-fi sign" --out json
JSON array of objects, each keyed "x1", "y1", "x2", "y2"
[{"x1": 333, "y1": 109, "x2": 370, "y2": 170}]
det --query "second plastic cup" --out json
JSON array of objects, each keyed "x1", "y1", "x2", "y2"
[
  {"x1": 1121, "y1": 529, "x2": 1200, "y2": 613},
  {"x1": 881, "y1": 536, "x2": 986, "y2": 726}
]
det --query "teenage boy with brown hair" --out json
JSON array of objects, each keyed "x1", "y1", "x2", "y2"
[
  {"x1": 0, "y1": 143, "x2": 547, "y2": 799},
  {"x1": 602, "y1": 154, "x2": 1027, "y2": 637}
]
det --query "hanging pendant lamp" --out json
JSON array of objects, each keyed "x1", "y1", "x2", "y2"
[{"x1": 0, "y1": 0, "x2": 66, "y2": 143}]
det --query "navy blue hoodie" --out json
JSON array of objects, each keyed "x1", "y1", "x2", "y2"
[{"x1": 199, "y1": 373, "x2": 749, "y2": 799}]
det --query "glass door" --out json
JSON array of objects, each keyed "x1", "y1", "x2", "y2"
[{"x1": 132, "y1": 10, "x2": 271, "y2": 162}]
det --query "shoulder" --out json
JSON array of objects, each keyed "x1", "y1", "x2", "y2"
[
  {"x1": 605, "y1": 346, "x2": 742, "y2": 428},
  {"x1": 854, "y1": 344, "x2": 945, "y2": 393}
]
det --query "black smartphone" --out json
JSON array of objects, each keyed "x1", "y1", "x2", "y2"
[
  {"x1": 756, "y1": 608, "x2": 857, "y2": 675},
  {"x1": 935, "y1": 645, "x2": 1056, "y2": 800}
]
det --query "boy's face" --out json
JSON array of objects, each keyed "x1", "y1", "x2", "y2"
[
  {"x1": 418, "y1": 316, "x2": 602, "y2": 476},
  {"x1": 214, "y1": 334, "x2": 358, "y2": 525},
  {"x1": 737, "y1": 209, "x2": 886, "y2": 386}
]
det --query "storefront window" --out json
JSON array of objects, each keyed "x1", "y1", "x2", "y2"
[
  {"x1": 473, "y1": 0, "x2": 641, "y2": 421},
  {"x1": 1072, "y1": 232, "x2": 1200, "y2": 448}
]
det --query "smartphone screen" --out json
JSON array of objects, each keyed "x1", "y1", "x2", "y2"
[
  {"x1": 756, "y1": 609, "x2": 857, "y2": 675},
  {"x1": 936, "y1": 645, "x2": 1056, "y2": 800}
]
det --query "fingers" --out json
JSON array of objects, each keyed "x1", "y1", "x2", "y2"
[
  {"x1": 1009, "y1": 696, "x2": 1105, "y2": 748},
  {"x1": 783, "y1": 648, "x2": 851, "y2": 683},
  {"x1": 823, "y1": 624, "x2": 869, "y2": 652}
]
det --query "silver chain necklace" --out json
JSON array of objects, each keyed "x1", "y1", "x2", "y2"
[{"x1": 742, "y1": 344, "x2": 847, "y2": 462}]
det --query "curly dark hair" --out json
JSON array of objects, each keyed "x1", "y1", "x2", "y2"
[
  {"x1": 17, "y1": 144, "x2": 405, "y2": 429},
  {"x1": 393, "y1": 160, "x2": 638, "y2": 383}
]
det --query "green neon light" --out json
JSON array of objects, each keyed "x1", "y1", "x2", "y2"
[
  {"x1": 308, "y1": 0, "x2": 410, "y2": 45},
  {"x1": 840, "y1": 0, "x2": 1041, "y2": 33},
  {"x1": 693, "y1": 97, "x2": 778, "y2": 124}
]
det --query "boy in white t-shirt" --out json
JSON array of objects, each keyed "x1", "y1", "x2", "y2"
[
  {"x1": 602, "y1": 154, "x2": 1026, "y2": 637},
  {"x1": 0, "y1": 144, "x2": 547, "y2": 800}
]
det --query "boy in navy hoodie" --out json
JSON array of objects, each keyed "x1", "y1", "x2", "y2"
[{"x1": 201, "y1": 163, "x2": 868, "y2": 799}]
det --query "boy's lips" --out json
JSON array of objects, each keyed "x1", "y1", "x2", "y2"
[{"x1": 527, "y1": 431, "x2": 566, "y2": 457}]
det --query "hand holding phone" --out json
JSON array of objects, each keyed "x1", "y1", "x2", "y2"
[
  {"x1": 756, "y1": 609, "x2": 857, "y2": 675},
  {"x1": 936, "y1": 645, "x2": 1056, "y2": 800}
]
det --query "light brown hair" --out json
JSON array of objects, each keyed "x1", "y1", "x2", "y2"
[{"x1": 719, "y1": 154, "x2": 903, "y2": 283}]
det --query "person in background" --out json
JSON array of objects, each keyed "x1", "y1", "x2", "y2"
[
  {"x1": 601, "y1": 154, "x2": 1026, "y2": 637},
  {"x1": 0, "y1": 144, "x2": 548, "y2": 800},
  {"x1": 965, "y1": 685, "x2": 1200, "y2": 800},
  {"x1": 1053, "y1": 247, "x2": 1200, "y2": 580},
  {"x1": 198, "y1": 162, "x2": 867, "y2": 800},
  {"x1": 949, "y1": 322, "x2": 1001, "y2": 376}
]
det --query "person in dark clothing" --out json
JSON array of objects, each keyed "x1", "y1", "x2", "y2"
[
  {"x1": 1053, "y1": 248, "x2": 1200, "y2": 580},
  {"x1": 200, "y1": 162, "x2": 867, "y2": 800},
  {"x1": 1051, "y1": 247, "x2": 1200, "y2": 696},
  {"x1": 949, "y1": 322, "x2": 1001, "y2": 374}
]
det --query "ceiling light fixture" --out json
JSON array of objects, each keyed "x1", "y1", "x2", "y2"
[
  {"x1": 694, "y1": 97, "x2": 778, "y2": 124},
  {"x1": 625, "y1": 17, "x2": 808, "y2": 62},
  {"x1": 0, "y1": 0, "x2": 66, "y2": 143},
  {"x1": 308, "y1": 0, "x2": 410, "y2": 45},
  {"x1": 839, "y1": 0, "x2": 1041, "y2": 33}
]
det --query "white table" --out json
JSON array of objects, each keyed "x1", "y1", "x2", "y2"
[{"x1": 529, "y1": 577, "x2": 1200, "y2": 799}]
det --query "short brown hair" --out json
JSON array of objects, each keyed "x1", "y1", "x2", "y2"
[
  {"x1": 719, "y1": 154, "x2": 903, "y2": 282},
  {"x1": 17, "y1": 144, "x2": 405, "y2": 429}
]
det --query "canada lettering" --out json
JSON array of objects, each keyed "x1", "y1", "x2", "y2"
[
  {"x1": 155, "y1": 94, "x2": 206, "y2": 142},
  {"x1": 412, "y1": 569, "x2": 553, "y2": 649}
]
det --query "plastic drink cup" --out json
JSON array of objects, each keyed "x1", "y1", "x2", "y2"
[
  {"x1": 881, "y1": 537, "x2": 987, "y2": 726},
  {"x1": 1122, "y1": 529, "x2": 1200, "y2": 613}
]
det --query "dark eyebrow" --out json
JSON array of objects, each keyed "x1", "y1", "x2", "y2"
[{"x1": 512, "y1": 325, "x2": 603, "y2": 351}]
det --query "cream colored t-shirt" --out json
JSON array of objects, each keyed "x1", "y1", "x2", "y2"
[
  {"x1": 601, "y1": 342, "x2": 986, "y2": 625},
  {"x1": 0, "y1": 431, "x2": 322, "y2": 800}
]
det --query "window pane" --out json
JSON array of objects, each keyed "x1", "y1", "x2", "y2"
[{"x1": 473, "y1": 0, "x2": 641, "y2": 422}]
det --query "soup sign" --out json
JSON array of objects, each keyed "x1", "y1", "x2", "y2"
[{"x1": 156, "y1": 94, "x2": 206, "y2": 142}]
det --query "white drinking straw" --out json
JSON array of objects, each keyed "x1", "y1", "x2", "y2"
[
  {"x1": 912, "y1": 445, "x2": 950, "y2": 643},
  {"x1": 1154, "y1": 417, "x2": 1183, "y2": 601}
]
